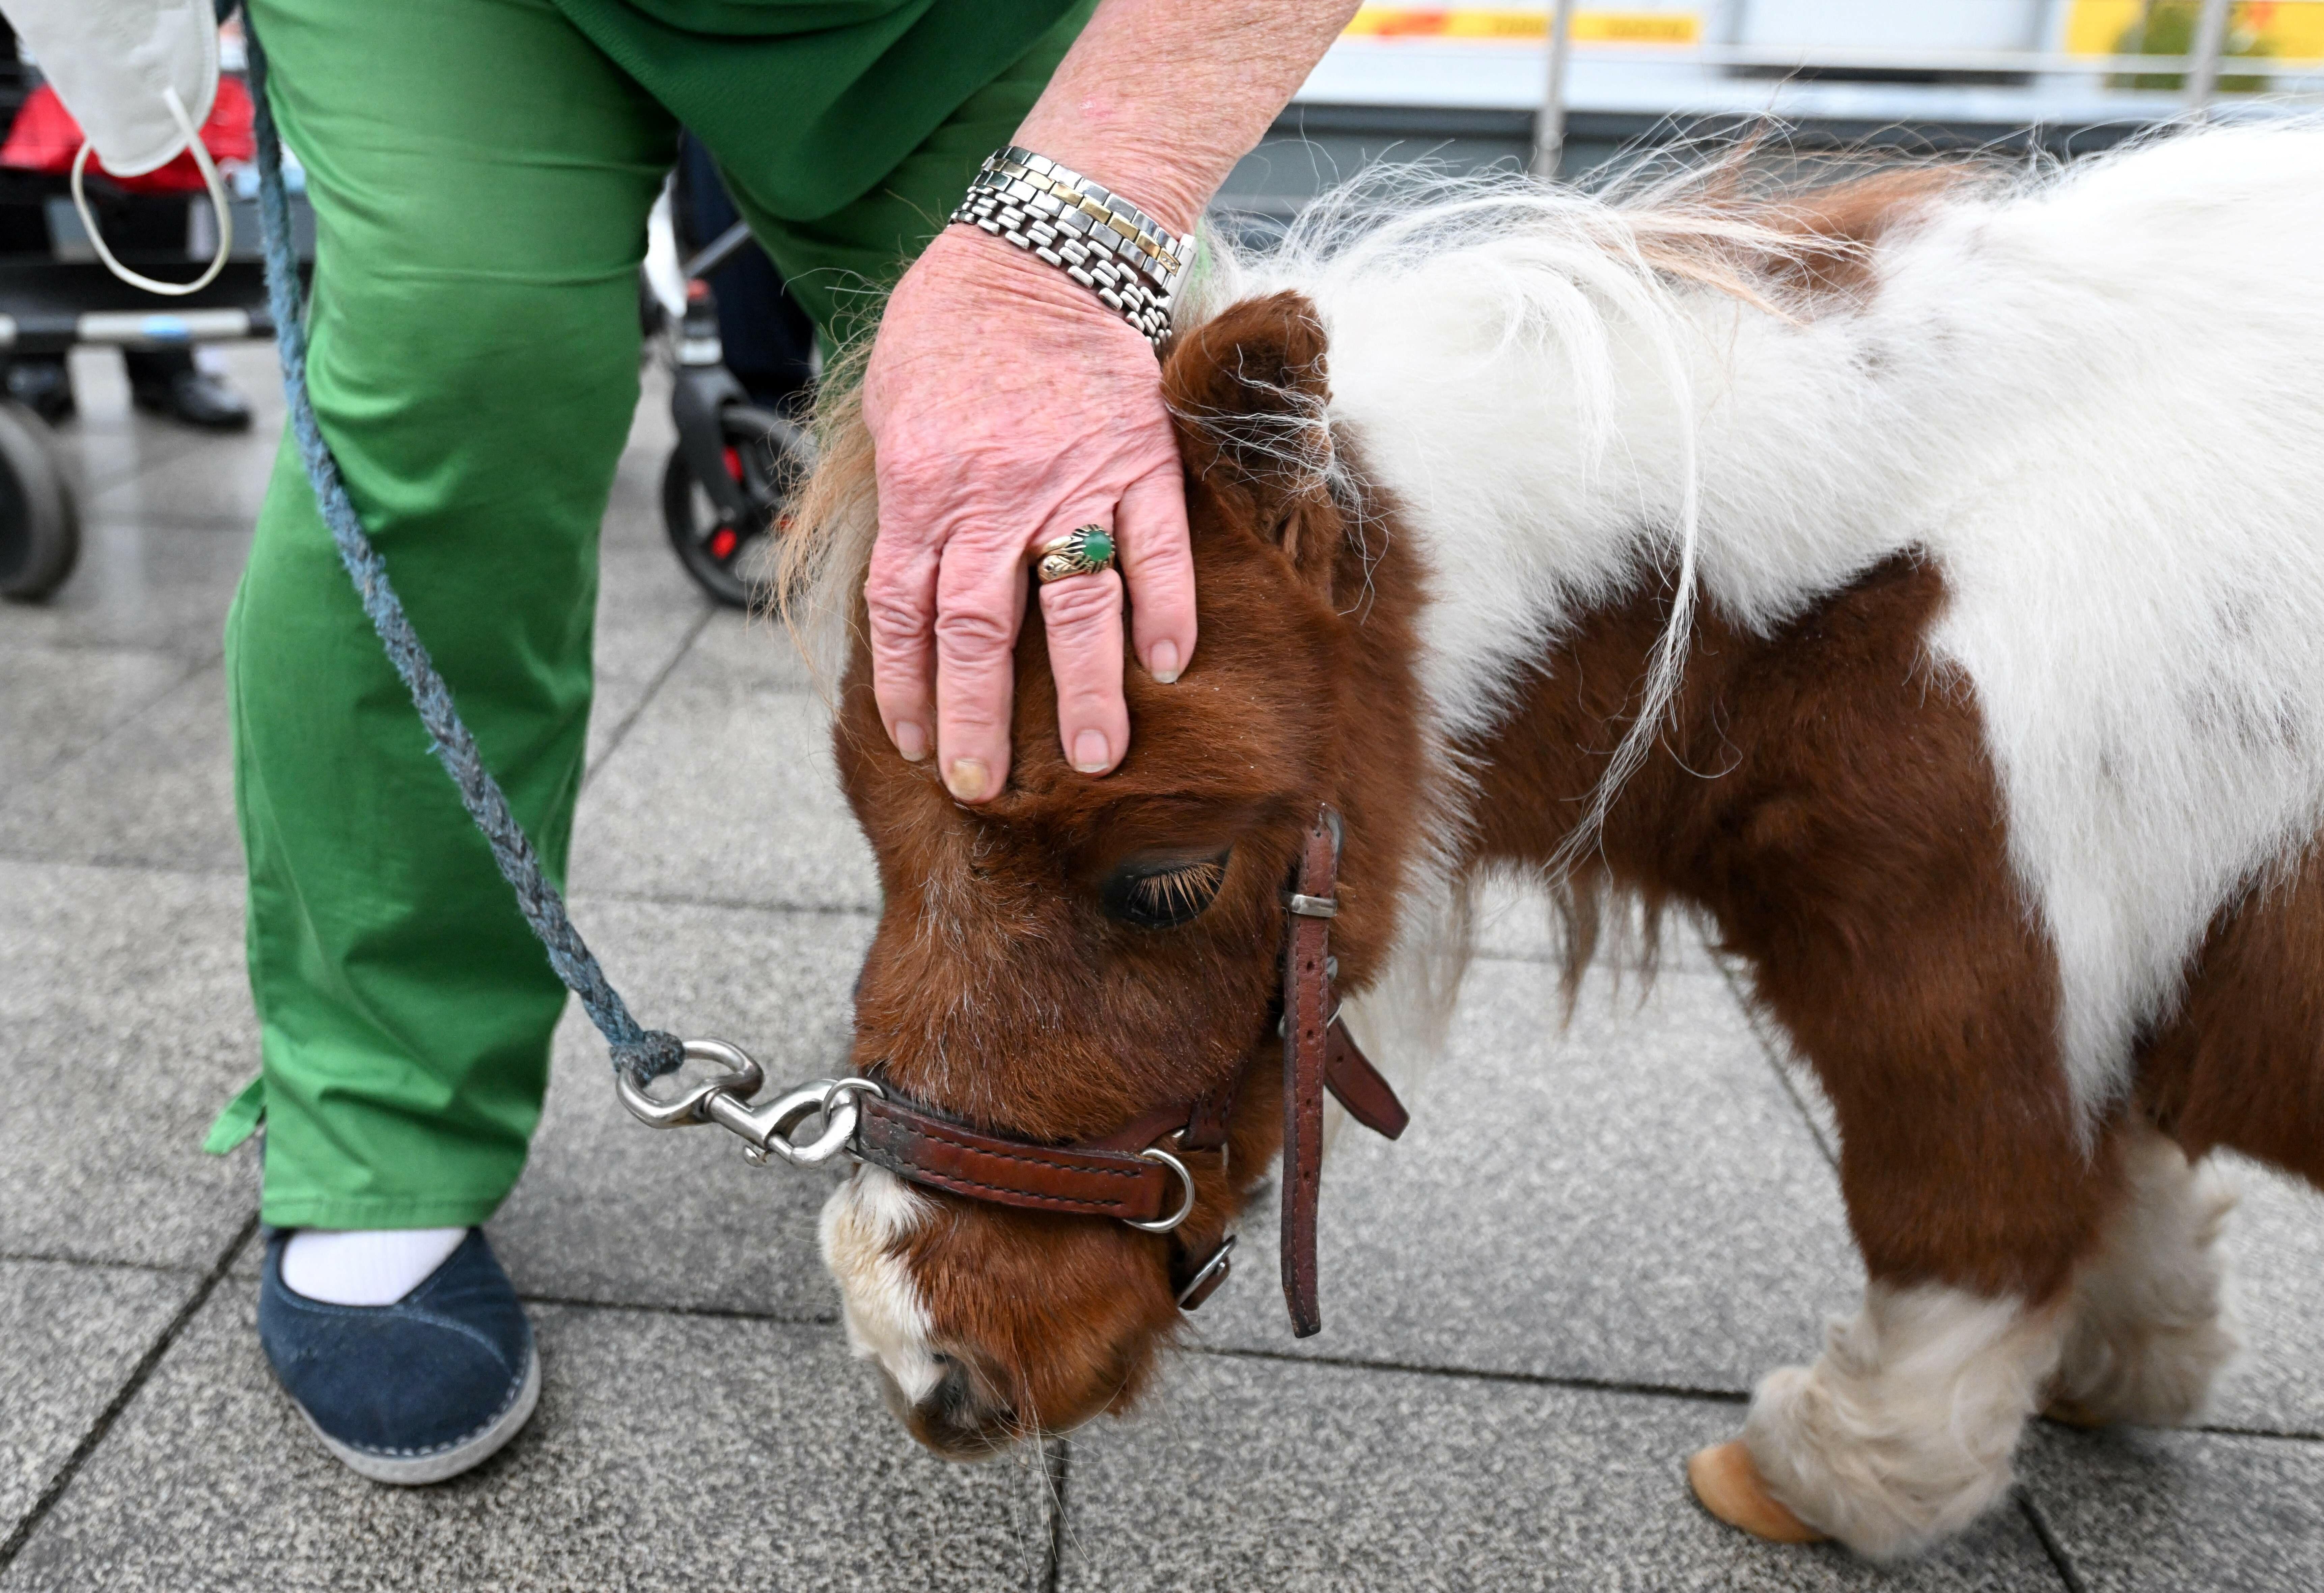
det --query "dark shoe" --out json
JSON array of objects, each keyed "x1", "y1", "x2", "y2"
[
  {"x1": 6, "y1": 359, "x2": 73, "y2": 425},
  {"x1": 258, "y1": 1228, "x2": 540, "y2": 1485},
  {"x1": 130, "y1": 367, "x2": 252, "y2": 432}
]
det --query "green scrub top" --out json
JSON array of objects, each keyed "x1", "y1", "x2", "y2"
[{"x1": 551, "y1": 0, "x2": 1084, "y2": 219}]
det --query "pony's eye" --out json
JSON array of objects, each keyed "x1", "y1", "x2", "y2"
[{"x1": 1101, "y1": 848, "x2": 1232, "y2": 930}]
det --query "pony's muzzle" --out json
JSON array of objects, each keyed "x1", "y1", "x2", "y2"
[{"x1": 878, "y1": 1352, "x2": 1018, "y2": 1460}]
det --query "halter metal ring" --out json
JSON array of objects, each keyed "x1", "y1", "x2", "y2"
[
  {"x1": 1125, "y1": 1146, "x2": 1197, "y2": 1233},
  {"x1": 615, "y1": 1037, "x2": 765, "y2": 1128}
]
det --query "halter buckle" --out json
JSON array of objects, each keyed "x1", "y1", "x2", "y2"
[{"x1": 1175, "y1": 1232, "x2": 1238, "y2": 1309}]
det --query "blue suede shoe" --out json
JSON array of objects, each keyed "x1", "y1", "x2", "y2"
[{"x1": 258, "y1": 1228, "x2": 540, "y2": 1485}]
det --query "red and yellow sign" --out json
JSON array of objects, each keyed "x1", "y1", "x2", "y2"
[{"x1": 1343, "y1": 8, "x2": 1702, "y2": 44}]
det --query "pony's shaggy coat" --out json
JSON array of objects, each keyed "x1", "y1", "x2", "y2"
[{"x1": 790, "y1": 122, "x2": 2324, "y2": 1558}]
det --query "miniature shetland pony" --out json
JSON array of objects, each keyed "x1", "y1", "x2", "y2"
[{"x1": 788, "y1": 122, "x2": 2324, "y2": 1559}]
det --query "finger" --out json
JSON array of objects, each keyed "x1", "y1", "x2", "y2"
[
  {"x1": 1114, "y1": 464, "x2": 1196, "y2": 684},
  {"x1": 1040, "y1": 553, "x2": 1128, "y2": 778},
  {"x1": 932, "y1": 532, "x2": 1031, "y2": 803},
  {"x1": 864, "y1": 517, "x2": 942, "y2": 763}
]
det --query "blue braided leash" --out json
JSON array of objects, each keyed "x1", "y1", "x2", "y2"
[{"x1": 244, "y1": 29, "x2": 681, "y2": 1087}]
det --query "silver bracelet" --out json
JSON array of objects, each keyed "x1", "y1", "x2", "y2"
[{"x1": 949, "y1": 146, "x2": 1194, "y2": 354}]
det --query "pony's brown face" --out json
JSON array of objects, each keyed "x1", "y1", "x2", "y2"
[{"x1": 819, "y1": 294, "x2": 1430, "y2": 1456}]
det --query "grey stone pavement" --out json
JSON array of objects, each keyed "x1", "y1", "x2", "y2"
[{"x1": 4, "y1": 345, "x2": 2323, "y2": 1593}]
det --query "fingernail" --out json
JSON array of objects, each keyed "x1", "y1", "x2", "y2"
[
  {"x1": 1072, "y1": 730, "x2": 1110, "y2": 773},
  {"x1": 944, "y1": 758, "x2": 990, "y2": 802},
  {"x1": 893, "y1": 721, "x2": 928, "y2": 762},
  {"x1": 1148, "y1": 641, "x2": 1181, "y2": 685}
]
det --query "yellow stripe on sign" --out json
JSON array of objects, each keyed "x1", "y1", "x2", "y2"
[
  {"x1": 1344, "y1": 8, "x2": 1703, "y2": 44},
  {"x1": 2065, "y1": 0, "x2": 2324, "y2": 60}
]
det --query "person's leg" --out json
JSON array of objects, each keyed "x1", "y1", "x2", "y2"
[
  {"x1": 228, "y1": 0, "x2": 675, "y2": 1236},
  {"x1": 126, "y1": 345, "x2": 253, "y2": 432},
  {"x1": 711, "y1": 0, "x2": 1096, "y2": 353}
]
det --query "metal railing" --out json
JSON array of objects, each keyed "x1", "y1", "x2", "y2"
[{"x1": 1531, "y1": 0, "x2": 2293, "y2": 173}]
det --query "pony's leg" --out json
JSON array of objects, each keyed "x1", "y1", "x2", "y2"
[
  {"x1": 1705, "y1": 1121, "x2": 2238, "y2": 1555},
  {"x1": 2047, "y1": 1120, "x2": 2239, "y2": 1428},
  {"x1": 1691, "y1": 1036, "x2": 2116, "y2": 1557},
  {"x1": 1695, "y1": 1282, "x2": 2071, "y2": 1558}
]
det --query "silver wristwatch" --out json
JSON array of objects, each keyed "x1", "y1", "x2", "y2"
[{"x1": 949, "y1": 146, "x2": 1194, "y2": 354}]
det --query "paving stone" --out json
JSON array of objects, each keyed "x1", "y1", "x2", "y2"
[
  {"x1": 1059, "y1": 1350, "x2": 2060, "y2": 1592},
  {"x1": 569, "y1": 684, "x2": 877, "y2": 912},
  {"x1": 2208, "y1": 1157, "x2": 2324, "y2": 1436},
  {"x1": 2020, "y1": 1421, "x2": 2324, "y2": 1593},
  {"x1": 0, "y1": 1260, "x2": 198, "y2": 1540},
  {"x1": 583, "y1": 671, "x2": 657, "y2": 775},
  {"x1": 590, "y1": 541, "x2": 712, "y2": 692},
  {"x1": 680, "y1": 603, "x2": 822, "y2": 694},
  {"x1": 78, "y1": 425, "x2": 285, "y2": 534},
  {"x1": 489, "y1": 895, "x2": 874, "y2": 1316},
  {"x1": 1193, "y1": 963, "x2": 1862, "y2": 1396},
  {"x1": 0, "y1": 861, "x2": 260, "y2": 1269},
  {"x1": 0, "y1": 1291, "x2": 1054, "y2": 1593},
  {"x1": 41, "y1": 350, "x2": 205, "y2": 497},
  {"x1": 606, "y1": 364, "x2": 679, "y2": 543},
  {"x1": 0, "y1": 647, "x2": 191, "y2": 787},
  {"x1": 0, "y1": 520, "x2": 252, "y2": 660},
  {"x1": 0, "y1": 664, "x2": 239, "y2": 874}
]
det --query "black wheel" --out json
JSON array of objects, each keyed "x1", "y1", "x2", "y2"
[
  {"x1": 0, "y1": 399, "x2": 78, "y2": 602},
  {"x1": 661, "y1": 403, "x2": 810, "y2": 609}
]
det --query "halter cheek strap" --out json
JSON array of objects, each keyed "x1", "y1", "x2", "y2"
[
  {"x1": 847, "y1": 804, "x2": 1408, "y2": 1334},
  {"x1": 1280, "y1": 812, "x2": 1338, "y2": 1336}
]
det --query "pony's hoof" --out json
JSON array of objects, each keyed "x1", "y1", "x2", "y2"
[{"x1": 1688, "y1": 1440, "x2": 1829, "y2": 1544}]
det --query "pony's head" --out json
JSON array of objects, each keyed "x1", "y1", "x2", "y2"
[{"x1": 799, "y1": 291, "x2": 1431, "y2": 1455}]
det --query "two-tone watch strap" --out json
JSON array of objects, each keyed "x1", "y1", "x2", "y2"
[{"x1": 950, "y1": 146, "x2": 1194, "y2": 353}]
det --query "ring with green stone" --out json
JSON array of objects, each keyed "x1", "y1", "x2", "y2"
[{"x1": 1034, "y1": 524, "x2": 1116, "y2": 584}]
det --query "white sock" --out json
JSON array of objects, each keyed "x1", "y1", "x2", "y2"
[{"x1": 281, "y1": 1227, "x2": 469, "y2": 1307}]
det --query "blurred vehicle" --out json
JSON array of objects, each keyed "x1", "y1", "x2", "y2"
[
  {"x1": 0, "y1": 17, "x2": 301, "y2": 602},
  {"x1": 641, "y1": 134, "x2": 815, "y2": 610}
]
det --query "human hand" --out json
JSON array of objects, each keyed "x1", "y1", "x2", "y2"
[{"x1": 860, "y1": 225, "x2": 1196, "y2": 803}]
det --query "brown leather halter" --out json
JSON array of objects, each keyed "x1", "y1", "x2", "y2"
[{"x1": 849, "y1": 805, "x2": 1408, "y2": 1336}]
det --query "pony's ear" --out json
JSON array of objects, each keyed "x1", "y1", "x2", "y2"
[{"x1": 1165, "y1": 291, "x2": 1338, "y2": 580}]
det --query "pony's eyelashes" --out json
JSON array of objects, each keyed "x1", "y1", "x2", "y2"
[{"x1": 1100, "y1": 847, "x2": 1234, "y2": 930}]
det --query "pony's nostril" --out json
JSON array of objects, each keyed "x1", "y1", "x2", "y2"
[
  {"x1": 903, "y1": 1352, "x2": 1022, "y2": 1459},
  {"x1": 926, "y1": 1355, "x2": 978, "y2": 1425}
]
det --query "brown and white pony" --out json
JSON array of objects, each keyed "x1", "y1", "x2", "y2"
[{"x1": 785, "y1": 123, "x2": 2324, "y2": 1559}]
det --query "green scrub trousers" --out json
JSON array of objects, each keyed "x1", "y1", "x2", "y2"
[{"x1": 213, "y1": 0, "x2": 1087, "y2": 1229}]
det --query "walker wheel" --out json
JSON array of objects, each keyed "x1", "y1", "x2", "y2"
[
  {"x1": 661, "y1": 403, "x2": 810, "y2": 609},
  {"x1": 0, "y1": 399, "x2": 79, "y2": 602}
]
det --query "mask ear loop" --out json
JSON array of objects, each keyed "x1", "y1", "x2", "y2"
[{"x1": 71, "y1": 85, "x2": 233, "y2": 297}]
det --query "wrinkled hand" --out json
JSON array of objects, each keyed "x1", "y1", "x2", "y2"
[{"x1": 861, "y1": 226, "x2": 1195, "y2": 803}]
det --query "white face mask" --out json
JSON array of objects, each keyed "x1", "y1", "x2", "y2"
[{"x1": 3, "y1": 0, "x2": 232, "y2": 294}]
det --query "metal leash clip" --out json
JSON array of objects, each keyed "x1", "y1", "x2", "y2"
[{"x1": 614, "y1": 1038, "x2": 881, "y2": 1170}]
